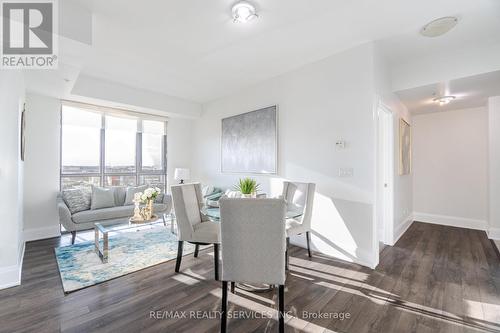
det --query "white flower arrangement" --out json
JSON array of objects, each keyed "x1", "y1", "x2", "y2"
[{"x1": 138, "y1": 187, "x2": 161, "y2": 202}]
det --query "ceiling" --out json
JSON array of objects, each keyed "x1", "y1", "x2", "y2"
[
  {"x1": 39, "y1": 0, "x2": 495, "y2": 104},
  {"x1": 395, "y1": 70, "x2": 500, "y2": 115}
]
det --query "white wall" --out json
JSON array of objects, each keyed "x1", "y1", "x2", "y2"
[
  {"x1": 413, "y1": 107, "x2": 489, "y2": 230},
  {"x1": 23, "y1": 94, "x2": 62, "y2": 241},
  {"x1": 192, "y1": 43, "x2": 379, "y2": 267},
  {"x1": 0, "y1": 71, "x2": 25, "y2": 289},
  {"x1": 374, "y1": 45, "x2": 413, "y2": 245},
  {"x1": 167, "y1": 117, "x2": 194, "y2": 189},
  {"x1": 22, "y1": 93, "x2": 196, "y2": 241},
  {"x1": 391, "y1": 43, "x2": 500, "y2": 92},
  {"x1": 488, "y1": 96, "x2": 500, "y2": 239}
]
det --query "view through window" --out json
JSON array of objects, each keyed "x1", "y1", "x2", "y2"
[{"x1": 61, "y1": 104, "x2": 167, "y2": 191}]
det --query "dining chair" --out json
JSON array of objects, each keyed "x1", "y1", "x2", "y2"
[
  {"x1": 282, "y1": 182, "x2": 316, "y2": 267},
  {"x1": 171, "y1": 183, "x2": 221, "y2": 280},
  {"x1": 219, "y1": 197, "x2": 287, "y2": 333}
]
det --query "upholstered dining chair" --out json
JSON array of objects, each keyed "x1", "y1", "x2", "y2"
[
  {"x1": 219, "y1": 198, "x2": 287, "y2": 333},
  {"x1": 171, "y1": 183, "x2": 221, "y2": 280},
  {"x1": 282, "y1": 181, "x2": 316, "y2": 266}
]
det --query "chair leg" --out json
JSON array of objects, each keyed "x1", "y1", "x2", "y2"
[
  {"x1": 231, "y1": 282, "x2": 235, "y2": 294},
  {"x1": 162, "y1": 213, "x2": 167, "y2": 226},
  {"x1": 71, "y1": 231, "x2": 76, "y2": 245},
  {"x1": 306, "y1": 231, "x2": 312, "y2": 258},
  {"x1": 175, "y1": 241, "x2": 184, "y2": 272},
  {"x1": 278, "y1": 285, "x2": 285, "y2": 333},
  {"x1": 285, "y1": 237, "x2": 290, "y2": 270},
  {"x1": 221, "y1": 281, "x2": 228, "y2": 333},
  {"x1": 214, "y1": 243, "x2": 219, "y2": 281},
  {"x1": 194, "y1": 244, "x2": 200, "y2": 258}
]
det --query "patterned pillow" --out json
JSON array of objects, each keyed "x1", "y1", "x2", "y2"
[
  {"x1": 154, "y1": 193, "x2": 164, "y2": 204},
  {"x1": 62, "y1": 188, "x2": 91, "y2": 214}
]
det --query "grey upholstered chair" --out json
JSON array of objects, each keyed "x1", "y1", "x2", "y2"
[
  {"x1": 282, "y1": 182, "x2": 316, "y2": 266},
  {"x1": 171, "y1": 183, "x2": 221, "y2": 280},
  {"x1": 219, "y1": 198, "x2": 287, "y2": 333}
]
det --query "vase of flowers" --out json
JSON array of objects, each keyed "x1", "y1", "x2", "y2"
[
  {"x1": 234, "y1": 178, "x2": 260, "y2": 198},
  {"x1": 138, "y1": 187, "x2": 161, "y2": 220}
]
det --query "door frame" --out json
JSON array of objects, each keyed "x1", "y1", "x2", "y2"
[{"x1": 376, "y1": 103, "x2": 395, "y2": 247}]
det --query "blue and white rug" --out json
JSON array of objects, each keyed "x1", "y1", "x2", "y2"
[{"x1": 55, "y1": 225, "x2": 194, "y2": 293}]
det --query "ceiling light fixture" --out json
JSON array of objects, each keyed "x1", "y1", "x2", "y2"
[
  {"x1": 420, "y1": 17, "x2": 458, "y2": 37},
  {"x1": 232, "y1": 1, "x2": 258, "y2": 23},
  {"x1": 433, "y1": 95, "x2": 456, "y2": 105}
]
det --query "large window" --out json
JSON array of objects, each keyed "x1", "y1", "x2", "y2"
[{"x1": 61, "y1": 103, "x2": 167, "y2": 191}]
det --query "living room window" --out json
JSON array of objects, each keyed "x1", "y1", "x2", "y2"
[{"x1": 60, "y1": 102, "x2": 167, "y2": 191}]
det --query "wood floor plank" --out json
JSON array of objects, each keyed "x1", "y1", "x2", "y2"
[{"x1": 1, "y1": 222, "x2": 499, "y2": 333}]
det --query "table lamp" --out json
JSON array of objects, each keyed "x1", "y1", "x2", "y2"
[{"x1": 174, "y1": 168, "x2": 190, "y2": 184}]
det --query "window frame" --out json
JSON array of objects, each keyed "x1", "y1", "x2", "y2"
[{"x1": 59, "y1": 102, "x2": 168, "y2": 192}]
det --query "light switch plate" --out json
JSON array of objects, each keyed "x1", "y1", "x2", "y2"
[{"x1": 338, "y1": 168, "x2": 354, "y2": 177}]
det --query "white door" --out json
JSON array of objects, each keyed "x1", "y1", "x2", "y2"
[{"x1": 377, "y1": 105, "x2": 394, "y2": 249}]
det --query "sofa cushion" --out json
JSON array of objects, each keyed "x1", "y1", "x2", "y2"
[
  {"x1": 124, "y1": 185, "x2": 148, "y2": 205},
  {"x1": 112, "y1": 186, "x2": 127, "y2": 206},
  {"x1": 91, "y1": 186, "x2": 115, "y2": 210},
  {"x1": 62, "y1": 188, "x2": 91, "y2": 214},
  {"x1": 72, "y1": 204, "x2": 169, "y2": 224},
  {"x1": 73, "y1": 205, "x2": 134, "y2": 224}
]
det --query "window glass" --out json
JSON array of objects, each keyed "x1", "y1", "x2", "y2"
[
  {"x1": 105, "y1": 116, "x2": 137, "y2": 173},
  {"x1": 142, "y1": 120, "x2": 164, "y2": 172},
  {"x1": 61, "y1": 176, "x2": 100, "y2": 190},
  {"x1": 140, "y1": 175, "x2": 165, "y2": 189},
  {"x1": 61, "y1": 105, "x2": 167, "y2": 193},
  {"x1": 61, "y1": 106, "x2": 101, "y2": 174},
  {"x1": 104, "y1": 175, "x2": 136, "y2": 187}
]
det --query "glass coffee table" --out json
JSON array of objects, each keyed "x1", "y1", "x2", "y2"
[{"x1": 94, "y1": 214, "x2": 176, "y2": 263}]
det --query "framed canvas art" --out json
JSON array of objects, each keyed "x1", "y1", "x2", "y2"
[
  {"x1": 399, "y1": 118, "x2": 411, "y2": 175},
  {"x1": 221, "y1": 106, "x2": 277, "y2": 174}
]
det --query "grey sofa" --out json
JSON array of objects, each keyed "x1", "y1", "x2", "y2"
[{"x1": 57, "y1": 186, "x2": 172, "y2": 244}]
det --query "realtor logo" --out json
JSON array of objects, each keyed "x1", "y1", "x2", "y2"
[{"x1": 1, "y1": 0, "x2": 58, "y2": 69}]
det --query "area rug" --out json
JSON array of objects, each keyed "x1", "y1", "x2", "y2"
[{"x1": 55, "y1": 225, "x2": 195, "y2": 293}]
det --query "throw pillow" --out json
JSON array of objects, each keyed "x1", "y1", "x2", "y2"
[
  {"x1": 154, "y1": 193, "x2": 164, "y2": 204},
  {"x1": 62, "y1": 188, "x2": 91, "y2": 214},
  {"x1": 90, "y1": 186, "x2": 116, "y2": 210},
  {"x1": 124, "y1": 185, "x2": 148, "y2": 205}
]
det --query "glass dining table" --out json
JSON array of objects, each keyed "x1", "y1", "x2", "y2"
[
  {"x1": 199, "y1": 205, "x2": 303, "y2": 292},
  {"x1": 200, "y1": 205, "x2": 303, "y2": 221}
]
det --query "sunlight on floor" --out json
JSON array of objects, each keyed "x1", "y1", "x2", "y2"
[
  {"x1": 208, "y1": 287, "x2": 336, "y2": 333},
  {"x1": 172, "y1": 273, "x2": 201, "y2": 285}
]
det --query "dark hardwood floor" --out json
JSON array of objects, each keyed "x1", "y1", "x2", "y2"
[{"x1": 1, "y1": 222, "x2": 500, "y2": 333}]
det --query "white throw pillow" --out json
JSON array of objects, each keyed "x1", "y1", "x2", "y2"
[
  {"x1": 90, "y1": 186, "x2": 115, "y2": 210},
  {"x1": 124, "y1": 185, "x2": 148, "y2": 205}
]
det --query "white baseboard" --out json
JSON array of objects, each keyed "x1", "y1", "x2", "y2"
[
  {"x1": 24, "y1": 225, "x2": 61, "y2": 242},
  {"x1": 0, "y1": 265, "x2": 21, "y2": 290},
  {"x1": 488, "y1": 228, "x2": 500, "y2": 240},
  {"x1": 392, "y1": 214, "x2": 414, "y2": 245},
  {"x1": 413, "y1": 212, "x2": 487, "y2": 231},
  {"x1": 0, "y1": 242, "x2": 25, "y2": 290}
]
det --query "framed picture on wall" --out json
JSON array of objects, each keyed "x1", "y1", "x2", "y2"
[
  {"x1": 221, "y1": 105, "x2": 277, "y2": 174},
  {"x1": 20, "y1": 104, "x2": 26, "y2": 162},
  {"x1": 399, "y1": 118, "x2": 411, "y2": 175}
]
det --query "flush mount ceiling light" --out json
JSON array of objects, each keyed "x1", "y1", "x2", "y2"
[
  {"x1": 433, "y1": 95, "x2": 456, "y2": 105},
  {"x1": 232, "y1": 1, "x2": 258, "y2": 23},
  {"x1": 420, "y1": 17, "x2": 458, "y2": 37}
]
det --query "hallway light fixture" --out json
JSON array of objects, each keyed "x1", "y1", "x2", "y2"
[
  {"x1": 420, "y1": 17, "x2": 458, "y2": 37},
  {"x1": 433, "y1": 96, "x2": 456, "y2": 105},
  {"x1": 232, "y1": 1, "x2": 258, "y2": 23}
]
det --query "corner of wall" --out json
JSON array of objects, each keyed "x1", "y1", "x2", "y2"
[{"x1": 488, "y1": 227, "x2": 500, "y2": 240}]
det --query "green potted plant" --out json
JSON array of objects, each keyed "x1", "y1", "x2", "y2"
[{"x1": 234, "y1": 178, "x2": 260, "y2": 198}]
